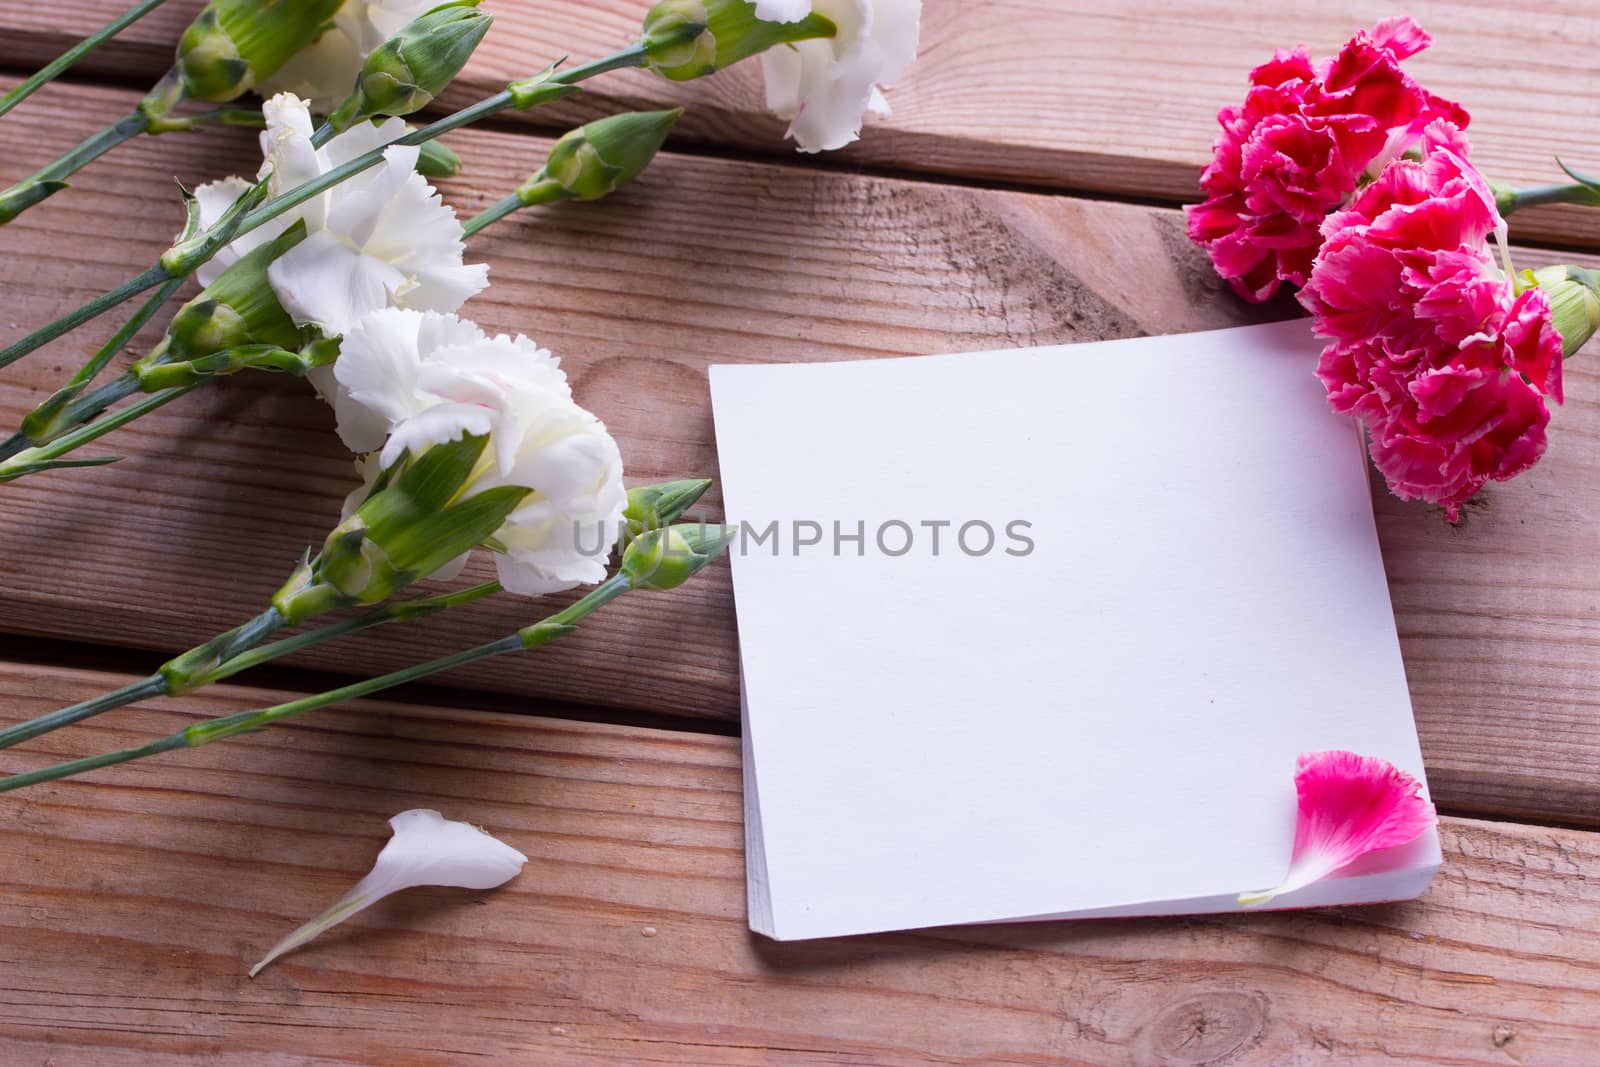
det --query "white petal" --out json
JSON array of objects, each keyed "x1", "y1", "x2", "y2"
[
  {"x1": 492, "y1": 546, "x2": 602, "y2": 597},
  {"x1": 339, "y1": 452, "x2": 386, "y2": 518},
  {"x1": 760, "y1": 45, "x2": 805, "y2": 120},
  {"x1": 762, "y1": 0, "x2": 922, "y2": 153},
  {"x1": 269, "y1": 228, "x2": 410, "y2": 334},
  {"x1": 785, "y1": 39, "x2": 883, "y2": 152},
  {"x1": 250, "y1": 809, "x2": 526, "y2": 977},
  {"x1": 333, "y1": 309, "x2": 495, "y2": 456},
  {"x1": 327, "y1": 144, "x2": 421, "y2": 246},
  {"x1": 416, "y1": 309, "x2": 491, "y2": 357},
  {"x1": 378, "y1": 402, "x2": 497, "y2": 468},
  {"x1": 341, "y1": 0, "x2": 438, "y2": 54},
  {"x1": 481, "y1": 403, "x2": 627, "y2": 595},
  {"x1": 256, "y1": 29, "x2": 366, "y2": 114},
  {"x1": 334, "y1": 307, "x2": 428, "y2": 422},
  {"x1": 431, "y1": 551, "x2": 471, "y2": 582},
  {"x1": 310, "y1": 359, "x2": 395, "y2": 456},
  {"x1": 260, "y1": 94, "x2": 320, "y2": 186},
  {"x1": 191, "y1": 176, "x2": 256, "y2": 287},
  {"x1": 864, "y1": 0, "x2": 921, "y2": 87},
  {"x1": 755, "y1": 0, "x2": 816, "y2": 21},
  {"x1": 322, "y1": 116, "x2": 409, "y2": 173}
]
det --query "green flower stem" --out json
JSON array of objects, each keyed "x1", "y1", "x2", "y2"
[
  {"x1": 0, "y1": 279, "x2": 182, "y2": 462},
  {"x1": 0, "y1": 111, "x2": 150, "y2": 223},
  {"x1": 0, "y1": 0, "x2": 175, "y2": 119},
  {"x1": 0, "y1": 264, "x2": 170, "y2": 371},
  {"x1": 0, "y1": 384, "x2": 191, "y2": 480},
  {"x1": 462, "y1": 179, "x2": 567, "y2": 237},
  {"x1": 0, "y1": 573, "x2": 635, "y2": 793},
  {"x1": 67, "y1": 280, "x2": 185, "y2": 391},
  {"x1": 0, "y1": 577, "x2": 504, "y2": 754},
  {"x1": 0, "y1": 606, "x2": 284, "y2": 750},
  {"x1": 1497, "y1": 182, "x2": 1600, "y2": 216},
  {"x1": 0, "y1": 44, "x2": 649, "y2": 374},
  {"x1": 188, "y1": 579, "x2": 504, "y2": 688},
  {"x1": 229, "y1": 46, "x2": 649, "y2": 264}
]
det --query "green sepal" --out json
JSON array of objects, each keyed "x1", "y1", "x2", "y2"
[
  {"x1": 19, "y1": 382, "x2": 90, "y2": 445},
  {"x1": 1524, "y1": 264, "x2": 1600, "y2": 359},
  {"x1": 642, "y1": 0, "x2": 836, "y2": 81},
  {"x1": 389, "y1": 431, "x2": 489, "y2": 513},
  {"x1": 0, "y1": 454, "x2": 120, "y2": 483},
  {"x1": 271, "y1": 554, "x2": 351, "y2": 625},
  {"x1": 133, "y1": 338, "x2": 336, "y2": 390},
  {"x1": 703, "y1": 1, "x2": 835, "y2": 71},
  {"x1": 381, "y1": 485, "x2": 527, "y2": 584},
  {"x1": 518, "y1": 620, "x2": 578, "y2": 649},
  {"x1": 508, "y1": 62, "x2": 582, "y2": 109},
  {"x1": 0, "y1": 179, "x2": 70, "y2": 224},
  {"x1": 318, "y1": 435, "x2": 527, "y2": 603},
  {"x1": 617, "y1": 477, "x2": 713, "y2": 550},
  {"x1": 160, "y1": 177, "x2": 272, "y2": 278}
]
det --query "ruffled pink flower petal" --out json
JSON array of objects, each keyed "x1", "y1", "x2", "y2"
[
  {"x1": 1299, "y1": 122, "x2": 1564, "y2": 519},
  {"x1": 1186, "y1": 18, "x2": 1467, "y2": 302},
  {"x1": 1239, "y1": 750, "x2": 1436, "y2": 906}
]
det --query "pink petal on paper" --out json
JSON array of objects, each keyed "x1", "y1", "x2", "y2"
[{"x1": 1240, "y1": 750, "x2": 1436, "y2": 906}]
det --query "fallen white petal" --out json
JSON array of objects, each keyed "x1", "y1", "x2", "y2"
[{"x1": 250, "y1": 809, "x2": 527, "y2": 977}]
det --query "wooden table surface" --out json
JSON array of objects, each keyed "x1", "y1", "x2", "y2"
[{"x1": 3, "y1": 2, "x2": 1599, "y2": 1063}]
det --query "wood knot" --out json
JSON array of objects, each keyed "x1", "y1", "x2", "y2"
[{"x1": 1136, "y1": 991, "x2": 1269, "y2": 1066}]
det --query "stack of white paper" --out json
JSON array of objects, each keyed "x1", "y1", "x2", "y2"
[{"x1": 709, "y1": 320, "x2": 1440, "y2": 942}]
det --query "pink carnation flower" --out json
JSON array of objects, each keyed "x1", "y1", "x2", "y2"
[
  {"x1": 1187, "y1": 17, "x2": 1467, "y2": 302},
  {"x1": 1300, "y1": 123, "x2": 1564, "y2": 520},
  {"x1": 1240, "y1": 750, "x2": 1436, "y2": 906}
]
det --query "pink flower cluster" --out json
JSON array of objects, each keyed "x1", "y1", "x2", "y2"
[
  {"x1": 1299, "y1": 124, "x2": 1564, "y2": 518},
  {"x1": 1188, "y1": 17, "x2": 1466, "y2": 302}
]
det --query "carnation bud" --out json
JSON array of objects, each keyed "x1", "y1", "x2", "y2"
[
  {"x1": 621, "y1": 523, "x2": 735, "y2": 591},
  {"x1": 177, "y1": 0, "x2": 344, "y2": 102},
  {"x1": 641, "y1": 0, "x2": 836, "y2": 81},
  {"x1": 522, "y1": 108, "x2": 683, "y2": 204},
  {"x1": 1528, "y1": 265, "x2": 1600, "y2": 359},
  {"x1": 158, "y1": 223, "x2": 305, "y2": 367},
  {"x1": 417, "y1": 138, "x2": 464, "y2": 179},
  {"x1": 617, "y1": 478, "x2": 713, "y2": 550},
  {"x1": 328, "y1": 1, "x2": 493, "y2": 131}
]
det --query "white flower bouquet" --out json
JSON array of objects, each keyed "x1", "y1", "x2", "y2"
[{"x1": 0, "y1": 0, "x2": 921, "y2": 964}]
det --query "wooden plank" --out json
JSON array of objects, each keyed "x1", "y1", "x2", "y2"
[
  {"x1": 4, "y1": 0, "x2": 1599, "y2": 248},
  {"x1": 3, "y1": 80, "x2": 1600, "y2": 829},
  {"x1": 1, "y1": 660, "x2": 1597, "y2": 1066}
]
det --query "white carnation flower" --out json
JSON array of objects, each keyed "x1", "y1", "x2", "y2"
[
  {"x1": 193, "y1": 92, "x2": 488, "y2": 341},
  {"x1": 258, "y1": 0, "x2": 440, "y2": 113},
  {"x1": 334, "y1": 308, "x2": 627, "y2": 597},
  {"x1": 756, "y1": 0, "x2": 921, "y2": 153}
]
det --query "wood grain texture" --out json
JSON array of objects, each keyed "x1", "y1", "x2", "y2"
[
  {"x1": 0, "y1": 661, "x2": 1597, "y2": 1066},
  {"x1": 3, "y1": 80, "x2": 1600, "y2": 826},
  {"x1": 4, "y1": 0, "x2": 1599, "y2": 249}
]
